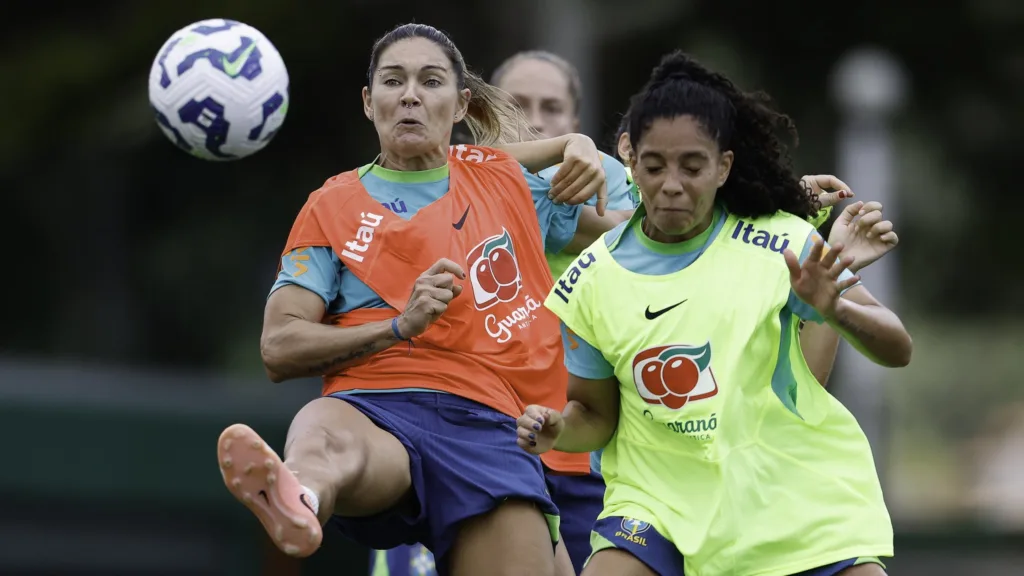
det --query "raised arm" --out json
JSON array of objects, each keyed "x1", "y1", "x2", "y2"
[
  {"x1": 785, "y1": 238, "x2": 912, "y2": 369},
  {"x1": 798, "y1": 200, "x2": 900, "y2": 384},
  {"x1": 560, "y1": 154, "x2": 637, "y2": 252},
  {"x1": 499, "y1": 133, "x2": 608, "y2": 214},
  {"x1": 822, "y1": 285, "x2": 912, "y2": 367},
  {"x1": 499, "y1": 134, "x2": 575, "y2": 174}
]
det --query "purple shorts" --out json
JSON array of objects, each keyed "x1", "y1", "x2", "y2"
[
  {"x1": 369, "y1": 468, "x2": 605, "y2": 576},
  {"x1": 545, "y1": 469, "x2": 605, "y2": 573},
  {"x1": 593, "y1": 516, "x2": 884, "y2": 576},
  {"x1": 327, "y1": 391, "x2": 558, "y2": 574}
]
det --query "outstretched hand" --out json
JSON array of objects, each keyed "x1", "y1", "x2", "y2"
[
  {"x1": 827, "y1": 201, "x2": 899, "y2": 273},
  {"x1": 783, "y1": 239, "x2": 860, "y2": 321}
]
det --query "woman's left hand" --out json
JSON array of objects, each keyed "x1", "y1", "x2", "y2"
[
  {"x1": 784, "y1": 239, "x2": 860, "y2": 321},
  {"x1": 827, "y1": 201, "x2": 899, "y2": 273},
  {"x1": 550, "y1": 134, "x2": 607, "y2": 215}
]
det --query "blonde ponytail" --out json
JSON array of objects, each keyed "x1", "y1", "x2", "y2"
[{"x1": 462, "y1": 71, "x2": 538, "y2": 146}]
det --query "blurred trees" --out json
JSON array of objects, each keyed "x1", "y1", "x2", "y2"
[
  {"x1": 3, "y1": 0, "x2": 1023, "y2": 369},
  {"x1": 4, "y1": 0, "x2": 1024, "y2": 532}
]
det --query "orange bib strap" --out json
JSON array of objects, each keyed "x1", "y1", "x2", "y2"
[{"x1": 281, "y1": 148, "x2": 589, "y2": 474}]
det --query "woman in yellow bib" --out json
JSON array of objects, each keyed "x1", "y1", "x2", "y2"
[{"x1": 518, "y1": 51, "x2": 913, "y2": 576}]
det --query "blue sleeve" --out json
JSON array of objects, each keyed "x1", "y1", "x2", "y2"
[
  {"x1": 560, "y1": 322, "x2": 615, "y2": 379},
  {"x1": 270, "y1": 246, "x2": 341, "y2": 306},
  {"x1": 591, "y1": 450, "x2": 604, "y2": 476},
  {"x1": 786, "y1": 230, "x2": 861, "y2": 323},
  {"x1": 521, "y1": 164, "x2": 583, "y2": 254},
  {"x1": 600, "y1": 153, "x2": 636, "y2": 211}
]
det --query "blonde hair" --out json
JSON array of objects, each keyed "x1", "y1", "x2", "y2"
[
  {"x1": 368, "y1": 23, "x2": 535, "y2": 147},
  {"x1": 491, "y1": 50, "x2": 583, "y2": 114}
]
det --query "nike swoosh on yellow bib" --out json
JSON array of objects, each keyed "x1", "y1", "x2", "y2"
[
  {"x1": 543, "y1": 208, "x2": 893, "y2": 576},
  {"x1": 221, "y1": 41, "x2": 257, "y2": 77}
]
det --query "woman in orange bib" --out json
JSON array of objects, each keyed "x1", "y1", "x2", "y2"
[{"x1": 216, "y1": 23, "x2": 607, "y2": 576}]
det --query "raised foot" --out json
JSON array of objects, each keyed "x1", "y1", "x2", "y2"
[{"x1": 217, "y1": 423, "x2": 322, "y2": 557}]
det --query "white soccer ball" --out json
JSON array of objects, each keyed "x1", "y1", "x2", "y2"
[{"x1": 148, "y1": 18, "x2": 289, "y2": 161}]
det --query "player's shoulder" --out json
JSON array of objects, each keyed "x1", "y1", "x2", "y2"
[
  {"x1": 722, "y1": 210, "x2": 816, "y2": 257},
  {"x1": 603, "y1": 219, "x2": 632, "y2": 252},
  {"x1": 305, "y1": 167, "x2": 366, "y2": 202}
]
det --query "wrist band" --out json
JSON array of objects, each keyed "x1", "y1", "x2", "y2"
[{"x1": 391, "y1": 317, "x2": 407, "y2": 340}]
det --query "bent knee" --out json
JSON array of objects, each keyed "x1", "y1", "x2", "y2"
[
  {"x1": 286, "y1": 417, "x2": 370, "y2": 469},
  {"x1": 324, "y1": 426, "x2": 369, "y2": 463}
]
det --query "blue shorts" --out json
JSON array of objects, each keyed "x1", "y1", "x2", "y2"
[
  {"x1": 792, "y1": 557, "x2": 885, "y2": 576},
  {"x1": 591, "y1": 516, "x2": 884, "y2": 576},
  {"x1": 368, "y1": 467, "x2": 605, "y2": 576},
  {"x1": 546, "y1": 469, "x2": 605, "y2": 574},
  {"x1": 328, "y1": 392, "x2": 558, "y2": 571},
  {"x1": 591, "y1": 516, "x2": 685, "y2": 576}
]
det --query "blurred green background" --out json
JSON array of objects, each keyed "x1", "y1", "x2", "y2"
[{"x1": 3, "y1": 0, "x2": 1023, "y2": 574}]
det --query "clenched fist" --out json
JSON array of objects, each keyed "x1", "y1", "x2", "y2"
[{"x1": 395, "y1": 258, "x2": 465, "y2": 339}]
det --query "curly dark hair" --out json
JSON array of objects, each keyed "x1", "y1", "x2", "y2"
[
  {"x1": 627, "y1": 50, "x2": 818, "y2": 219},
  {"x1": 613, "y1": 110, "x2": 630, "y2": 153}
]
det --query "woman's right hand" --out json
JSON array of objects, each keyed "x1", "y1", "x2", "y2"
[
  {"x1": 396, "y1": 258, "x2": 465, "y2": 339},
  {"x1": 516, "y1": 404, "x2": 565, "y2": 455}
]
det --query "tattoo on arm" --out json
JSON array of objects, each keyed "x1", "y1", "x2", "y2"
[
  {"x1": 307, "y1": 339, "x2": 396, "y2": 376},
  {"x1": 834, "y1": 307, "x2": 875, "y2": 345}
]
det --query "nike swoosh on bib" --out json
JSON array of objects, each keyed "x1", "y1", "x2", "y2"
[
  {"x1": 221, "y1": 41, "x2": 258, "y2": 77},
  {"x1": 644, "y1": 300, "x2": 687, "y2": 320},
  {"x1": 453, "y1": 206, "x2": 471, "y2": 230}
]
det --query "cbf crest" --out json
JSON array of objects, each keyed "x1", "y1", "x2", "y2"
[{"x1": 615, "y1": 518, "x2": 652, "y2": 546}]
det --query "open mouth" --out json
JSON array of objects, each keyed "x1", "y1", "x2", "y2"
[{"x1": 398, "y1": 119, "x2": 422, "y2": 126}]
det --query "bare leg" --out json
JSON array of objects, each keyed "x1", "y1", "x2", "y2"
[
  {"x1": 554, "y1": 539, "x2": 575, "y2": 576},
  {"x1": 283, "y1": 397, "x2": 412, "y2": 522},
  {"x1": 447, "y1": 500, "x2": 558, "y2": 576},
  {"x1": 218, "y1": 397, "x2": 412, "y2": 557},
  {"x1": 582, "y1": 549, "x2": 656, "y2": 576}
]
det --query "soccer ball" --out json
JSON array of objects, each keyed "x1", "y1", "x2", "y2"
[{"x1": 148, "y1": 18, "x2": 289, "y2": 161}]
